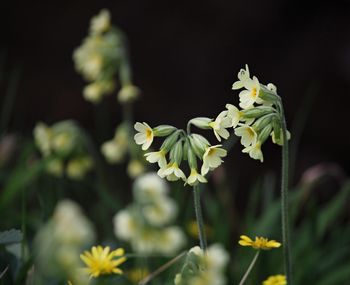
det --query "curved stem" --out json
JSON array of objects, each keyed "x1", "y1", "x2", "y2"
[
  {"x1": 280, "y1": 104, "x2": 293, "y2": 285},
  {"x1": 193, "y1": 185, "x2": 207, "y2": 251},
  {"x1": 238, "y1": 250, "x2": 260, "y2": 285}
]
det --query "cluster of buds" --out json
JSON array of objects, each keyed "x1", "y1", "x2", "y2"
[
  {"x1": 113, "y1": 173, "x2": 185, "y2": 254},
  {"x1": 174, "y1": 245, "x2": 229, "y2": 285},
  {"x1": 73, "y1": 9, "x2": 140, "y2": 104},
  {"x1": 134, "y1": 122, "x2": 227, "y2": 185},
  {"x1": 33, "y1": 120, "x2": 93, "y2": 180}
]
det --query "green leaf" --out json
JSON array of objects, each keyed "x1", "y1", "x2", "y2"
[{"x1": 0, "y1": 229, "x2": 22, "y2": 245}]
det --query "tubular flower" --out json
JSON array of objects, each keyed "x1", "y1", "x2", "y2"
[
  {"x1": 144, "y1": 149, "x2": 167, "y2": 168},
  {"x1": 238, "y1": 75, "x2": 262, "y2": 109},
  {"x1": 262, "y1": 275, "x2": 287, "y2": 285},
  {"x1": 226, "y1": 104, "x2": 243, "y2": 128},
  {"x1": 242, "y1": 141, "x2": 264, "y2": 162},
  {"x1": 80, "y1": 246, "x2": 127, "y2": 278},
  {"x1": 234, "y1": 124, "x2": 257, "y2": 147},
  {"x1": 187, "y1": 168, "x2": 207, "y2": 186},
  {"x1": 134, "y1": 122, "x2": 154, "y2": 150},
  {"x1": 208, "y1": 111, "x2": 232, "y2": 142},
  {"x1": 201, "y1": 145, "x2": 227, "y2": 176},
  {"x1": 239, "y1": 235, "x2": 281, "y2": 250},
  {"x1": 158, "y1": 162, "x2": 186, "y2": 181}
]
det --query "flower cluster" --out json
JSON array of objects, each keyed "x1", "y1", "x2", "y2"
[
  {"x1": 80, "y1": 246, "x2": 127, "y2": 278},
  {"x1": 34, "y1": 200, "x2": 95, "y2": 285},
  {"x1": 113, "y1": 173, "x2": 185, "y2": 254},
  {"x1": 174, "y1": 244, "x2": 229, "y2": 285},
  {"x1": 33, "y1": 121, "x2": 93, "y2": 180},
  {"x1": 73, "y1": 9, "x2": 140, "y2": 104},
  {"x1": 134, "y1": 122, "x2": 227, "y2": 184},
  {"x1": 229, "y1": 65, "x2": 291, "y2": 162}
]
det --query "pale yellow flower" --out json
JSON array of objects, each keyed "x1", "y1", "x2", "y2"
[
  {"x1": 262, "y1": 274, "x2": 287, "y2": 285},
  {"x1": 242, "y1": 141, "x2": 264, "y2": 162},
  {"x1": 134, "y1": 122, "x2": 154, "y2": 150},
  {"x1": 90, "y1": 9, "x2": 111, "y2": 35},
  {"x1": 201, "y1": 145, "x2": 227, "y2": 176},
  {"x1": 239, "y1": 235, "x2": 281, "y2": 250},
  {"x1": 158, "y1": 162, "x2": 186, "y2": 181},
  {"x1": 234, "y1": 124, "x2": 257, "y2": 147},
  {"x1": 80, "y1": 246, "x2": 126, "y2": 278},
  {"x1": 226, "y1": 104, "x2": 243, "y2": 128},
  {"x1": 144, "y1": 149, "x2": 167, "y2": 168},
  {"x1": 187, "y1": 168, "x2": 207, "y2": 186},
  {"x1": 208, "y1": 111, "x2": 232, "y2": 141}
]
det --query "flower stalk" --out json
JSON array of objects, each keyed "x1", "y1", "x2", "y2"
[
  {"x1": 279, "y1": 101, "x2": 293, "y2": 285},
  {"x1": 238, "y1": 250, "x2": 260, "y2": 285},
  {"x1": 193, "y1": 185, "x2": 207, "y2": 251}
]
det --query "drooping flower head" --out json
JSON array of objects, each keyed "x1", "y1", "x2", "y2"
[
  {"x1": 201, "y1": 145, "x2": 227, "y2": 176},
  {"x1": 80, "y1": 246, "x2": 127, "y2": 278}
]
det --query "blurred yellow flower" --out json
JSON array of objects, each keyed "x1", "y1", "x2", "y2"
[
  {"x1": 239, "y1": 235, "x2": 281, "y2": 250},
  {"x1": 80, "y1": 246, "x2": 126, "y2": 278},
  {"x1": 127, "y1": 267, "x2": 149, "y2": 283},
  {"x1": 187, "y1": 220, "x2": 212, "y2": 239},
  {"x1": 262, "y1": 274, "x2": 287, "y2": 285}
]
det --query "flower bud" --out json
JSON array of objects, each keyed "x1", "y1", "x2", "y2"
[
  {"x1": 259, "y1": 84, "x2": 280, "y2": 104},
  {"x1": 241, "y1": 106, "x2": 275, "y2": 119},
  {"x1": 160, "y1": 130, "x2": 181, "y2": 152},
  {"x1": 153, "y1": 125, "x2": 177, "y2": 137},
  {"x1": 187, "y1": 146, "x2": 198, "y2": 169},
  {"x1": 252, "y1": 113, "x2": 276, "y2": 132},
  {"x1": 170, "y1": 140, "x2": 183, "y2": 165},
  {"x1": 258, "y1": 124, "x2": 273, "y2": 144},
  {"x1": 189, "y1": 134, "x2": 209, "y2": 158},
  {"x1": 189, "y1": 117, "x2": 212, "y2": 129}
]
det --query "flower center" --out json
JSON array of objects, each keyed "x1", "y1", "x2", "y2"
[
  {"x1": 146, "y1": 129, "x2": 152, "y2": 139},
  {"x1": 251, "y1": 87, "x2": 257, "y2": 98}
]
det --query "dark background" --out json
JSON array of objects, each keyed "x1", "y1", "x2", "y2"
[{"x1": 1, "y1": 0, "x2": 350, "y2": 186}]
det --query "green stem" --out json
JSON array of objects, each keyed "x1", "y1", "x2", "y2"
[
  {"x1": 280, "y1": 104, "x2": 293, "y2": 284},
  {"x1": 238, "y1": 250, "x2": 260, "y2": 285},
  {"x1": 21, "y1": 185, "x2": 26, "y2": 261},
  {"x1": 193, "y1": 185, "x2": 207, "y2": 251}
]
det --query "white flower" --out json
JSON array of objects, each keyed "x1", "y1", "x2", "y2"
[
  {"x1": 226, "y1": 104, "x2": 243, "y2": 128},
  {"x1": 238, "y1": 76, "x2": 262, "y2": 109},
  {"x1": 242, "y1": 141, "x2": 264, "y2": 162},
  {"x1": 113, "y1": 209, "x2": 138, "y2": 240},
  {"x1": 234, "y1": 124, "x2": 257, "y2": 147},
  {"x1": 101, "y1": 140, "x2": 126, "y2": 163},
  {"x1": 90, "y1": 9, "x2": 111, "y2": 35},
  {"x1": 144, "y1": 149, "x2": 167, "y2": 168},
  {"x1": 142, "y1": 197, "x2": 177, "y2": 226},
  {"x1": 66, "y1": 157, "x2": 93, "y2": 180},
  {"x1": 187, "y1": 168, "x2": 207, "y2": 186},
  {"x1": 118, "y1": 84, "x2": 141, "y2": 103},
  {"x1": 205, "y1": 244, "x2": 230, "y2": 272},
  {"x1": 232, "y1": 64, "x2": 251, "y2": 90},
  {"x1": 158, "y1": 162, "x2": 186, "y2": 181},
  {"x1": 127, "y1": 160, "x2": 145, "y2": 178},
  {"x1": 201, "y1": 145, "x2": 227, "y2": 176},
  {"x1": 208, "y1": 111, "x2": 231, "y2": 142},
  {"x1": 157, "y1": 226, "x2": 185, "y2": 255},
  {"x1": 134, "y1": 122, "x2": 154, "y2": 150},
  {"x1": 134, "y1": 172, "x2": 169, "y2": 202}
]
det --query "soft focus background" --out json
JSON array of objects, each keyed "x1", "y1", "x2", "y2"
[{"x1": 2, "y1": 0, "x2": 350, "y2": 180}]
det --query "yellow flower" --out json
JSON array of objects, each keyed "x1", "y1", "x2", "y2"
[
  {"x1": 262, "y1": 275, "x2": 287, "y2": 285},
  {"x1": 127, "y1": 268, "x2": 150, "y2": 283},
  {"x1": 234, "y1": 124, "x2": 257, "y2": 147},
  {"x1": 144, "y1": 149, "x2": 167, "y2": 168},
  {"x1": 208, "y1": 111, "x2": 232, "y2": 142},
  {"x1": 134, "y1": 122, "x2": 154, "y2": 150},
  {"x1": 238, "y1": 235, "x2": 281, "y2": 250},
  {"x1": 158, "y1": 162, "x2": 186, "y2": 181},
  {"x1": 80, "y1": 246, "x2": 127, "y2": 278},
  {"x1": 242, "y1": 141, "x2": 264, "y2": 162}
]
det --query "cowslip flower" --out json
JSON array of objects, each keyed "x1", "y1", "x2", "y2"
[
  {"x1": 232, "y1": 64, "x2": 251, "y2": 90},
  {"x1": 242, "y1": 141, "x2": 264, "y2": 162},
  {"x1": 90, "y1": 9, "x2": 111, "y2": 35},
  {"x1": 201, "y1": 145, "x2": 227, "y2": 176},
  {"x1": 158, "y1": 162, "x2": 186, "y2": 181},
  {"x1": 134, "y1": 122, "x2": 154, "y2": 150},
  {"x1": 239, "y1": 235, "x2": 281, "y2": 250},
  {"x1": 144, "y1": 149, "x2": 167, "y2": 168},
  {"x1": 262, "y1": 275, "x2": 287, "y2": 285},
  {"x1": 186, "y1": 168, "x2": 207, "y2": 186},
  {"x1": 226, "y1": 104, "x2": 243, "y2": 128},
  {"x1": 80, "y1": 246, "x2": 127, "y2": 278},
  {"x1": 234, "y1": 124, "x2": 257, "y2": 147},
  {"x1": 208, "y1": 111, "x2": 232, "y2": 142}
]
